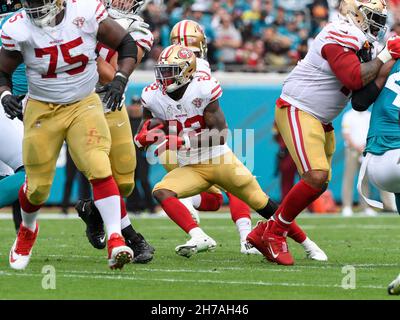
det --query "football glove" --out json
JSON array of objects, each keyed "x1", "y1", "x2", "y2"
[
  {"x1": 96, "y1": 72, "x2": 128, "y2": 112},
  {"x1": 115, "y1": 16, "x2": 154, "y2": 53},
  {"x1": 154, "y1": 135, "x2": 185, "y2": 156},
  {"x1": 1, "y1": 91, "x2": 24, "y2": 120},
  {"x1": 134, "y1": 119, "x2": 165, "y2": 148},
  {"x1": 378, "y1": 36, "x2": 400, "y2": 63}
]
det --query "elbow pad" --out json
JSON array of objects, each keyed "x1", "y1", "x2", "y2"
[
  {"x1": 351, "y1": 81, "x2": 380, "y2": 111},
  {"x1": 116, "y1": 33, "x2": 138, "y2": 62},
  {"x1": 0, "y1": 70, "x2": 12, "y2": 89}
]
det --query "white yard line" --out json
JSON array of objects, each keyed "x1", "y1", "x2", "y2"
[{"x1": 0, "y1": 270, "x2": 386, "y2": 290}]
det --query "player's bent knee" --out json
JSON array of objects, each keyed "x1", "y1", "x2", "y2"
[
  {"x1": 303, "y1": 170, "x2": 329, "y2": 189},
  {"x1": 28, "y1": 184, "x2": 52, "y2": 206},
  {"x1": 118, "y1": 182, "x2": 135, "y2": 198},
  {"x1": 153, "y1": 189, "x2": 177, "y2": 203}
]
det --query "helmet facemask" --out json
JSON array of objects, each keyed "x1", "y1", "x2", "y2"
[
  {"x1": 104, "y1": 0, "x2": 144, "y2": 19},
  {"x1": 358, "y1": 5, "x2": 387, "y2": 42},
  {"x1": 154, "y1": 63, "x2": 192, "y2": 93},
  {"x1": 22, "y1": 0, "x2": 64, "y2": 28}
]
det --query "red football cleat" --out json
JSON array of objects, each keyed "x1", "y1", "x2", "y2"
[
  {"x1": 9, "y1": 223, "x2": 39, "y2": 270},
  {"x1": 108, "y1": 233, "x2": 133, "y2": 270},
  {"x1": 262, "y1": 220, "x2": 294, "y2": 266},
  {"x1": 246, "y1": 221, "x2": 273, "y2": 262}
]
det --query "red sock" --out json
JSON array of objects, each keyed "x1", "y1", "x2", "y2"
[
  {"x1": 278, "y1": 179, "x2": 323, "y2": 223},
  {"x1": 197, "y1": 192, "x2": 223, "y2": 211},
  {"x1": 287, "y1": 221, "x2": 307, "y2": 243},
  {"x1": 91, "y1": 176, "x2": 120, "y2": 200},
  {"x1": 19, "y1": 185, "x2": 42, "y2": 213},
  {"x1": 227, "y1": 192, "x2": 251, "y2": 222},
  {"x1": 120, "y1": 196, "x2": 127, "y2": 219},
  {"x1": 161, "y1": 197, "x2": 198, "y2": 233}
]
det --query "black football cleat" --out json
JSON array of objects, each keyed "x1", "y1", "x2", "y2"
[
  {"x1": 75, "y1": 199, "x2": 106, "y2": 250},
  {"x1": 124, "y1": 232, "x2": 155, "y2": 264}
]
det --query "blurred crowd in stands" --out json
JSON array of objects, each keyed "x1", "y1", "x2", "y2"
[{"x1": 139, "y1": 0, "x2": 400, "y2": 72}]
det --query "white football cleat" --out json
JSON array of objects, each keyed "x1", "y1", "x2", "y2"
[
  {"x1": 240, "y1": 241, "x2": 262, "y2": 255},
  {"x1": 388, "y1": 274, "x2": 400, "y2": 295},
  {"x1": 302, "y1": 238, "x2": 328, "y2": 261},
  {"x1": 108, "y1": 233, "x2": 133, "y2": 270},
  {"x1": 363, "y1": 207, "x2": 378, "y2": 217},
  {"x1": 342, "y1": 206, "x2": 353, "y2": 217},
  {"x1": 180, "y1": 197, "x2": 200, "y2": 224},
  {"x1": 9, "y1": 223, "x2": 39, "y2": 270},
  {"x1": 175, "y1": 236, "x2": 216, "y2": 258}
]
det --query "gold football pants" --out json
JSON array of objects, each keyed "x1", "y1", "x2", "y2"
[
  {"x1": 105, "y1": 107, "x2": 136, "y2": 197},
  {"x1": 23, "y1": 93, "x2": 112, "y2": 205},
  {"x1": 154, "y1": 151, "x2": 269, "y2": 211}
]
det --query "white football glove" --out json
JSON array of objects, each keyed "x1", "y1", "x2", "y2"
[{"x1": 115, "y1": 15, "x2": 154, "y2": 53}]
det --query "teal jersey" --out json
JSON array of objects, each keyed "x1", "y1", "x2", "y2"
[
  {"x1": 0, "y1": 13, "x2": 27, "y2": 96},
  {"x1": 365, "y1": 60, "x2": 400, "y2": 155}
]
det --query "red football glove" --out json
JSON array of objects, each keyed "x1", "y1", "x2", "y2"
[
  {"x1": 134, "y1": 119, "x2": 165, "y2": 148},
  {"x1": 378, "y1": 36, "x2": 400, "y2": 63},
  {"x1": 154, "y1": 135, "x2": 185, "y2": 156}
]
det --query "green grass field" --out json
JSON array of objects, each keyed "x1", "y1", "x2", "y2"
[{"x1": 0, "y1": 213, "x2": 399, "y2": 300}]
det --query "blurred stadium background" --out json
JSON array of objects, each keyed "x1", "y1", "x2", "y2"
[{"x1": 45, "y1": 0, "x2": 400, "y2": 208}]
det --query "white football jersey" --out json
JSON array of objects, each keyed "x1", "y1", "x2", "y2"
[
  {"x1": 141, "y1": 76, "x2": 229, "y2": 166},
  {"x1": 195, "y1": 57, "x2": 211, "y2": 77},
  {"x1": 281, "y1": 18, "x2": 377, "y2": 124},
  {"x1": 1, "y1": 0, "x2": 108, "y2": 104}
]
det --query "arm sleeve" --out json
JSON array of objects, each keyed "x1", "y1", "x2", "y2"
[
  {"x1": 351, "y1": 81, "x2": 381, "y2": 111},
  {"x1": 321, "y1": 43, "x2": 363, "y2": 91},
  {"x1": 209, "y1": 79, "x2": 223, "y2": 103}
]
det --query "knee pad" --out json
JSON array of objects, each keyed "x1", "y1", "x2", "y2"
[
  {"x1": 109, "y1": 142, "x2": 136, "y2": 176},
  {"x1": 85, "y1": 150, "x2": 112, "y2": 180},
  {"x1": 27, "y1": 184, "x2": 52, "y2": 206},
  {"x1": 118, "y1": 181, "x2": 135, "y2": 198}
]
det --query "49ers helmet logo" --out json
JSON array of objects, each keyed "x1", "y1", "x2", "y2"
[{"x1": 177, "y1": 48, "x2": 193, "y2": 59}]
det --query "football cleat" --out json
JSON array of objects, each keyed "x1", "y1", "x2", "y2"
[
  {"x1": 108, "y1": 233, "x2": 133, "y2": 270},
  {"x1": 240, "y1": 241, "x2": 262, "y2": 255},
  {"x1": 9, "y1": 223, "x2": 39, "y2": 270},
  {"x1": 125, "y1": 233, "x2": 155, "y2": 264},
  {"x1": 175, "y1": 236, "x2": 216, "y2": 258},
  {"x1": 246, "y1": 221, "x2": 273, "y2": 261},
  {"x1": 262, "y1": 220, "x2": 294, "y2": 266},
  {"x1": 302, "y1": 239, "x2": 328, "y2": 261},
  {"x1": 388, "y1": 274, "x2": 400, "y2": 295},
  {"x1": 180, "y1": 197, "x2": 200, "y2": 224},
  {"x1": 75, "y1": 199, "x2": 106, "y2": 250}
]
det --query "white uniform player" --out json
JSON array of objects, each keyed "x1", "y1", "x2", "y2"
[
  {"x1": 141, "y1": 76, "x2": 227, "y2": 167},
  {"x1": 281, "y1": 19, "x2": 375, "y2": 124},
  {"x1": 0, "y1": 0, "x2": 137, "y2": 270}
]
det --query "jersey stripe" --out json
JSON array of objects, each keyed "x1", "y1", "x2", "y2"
[
  {"x1": 210, "y1": 89, "x2": 222, "y2": 102},
  {"x1": 325, "y1": 36, "x2": 359, "y2": 51},
  {"x1": 211, "y1": 85, "x2": 221, "y2": 94},
  {"x1": 328, "y1": 30, "x2": 358, "y2": 41},
  {"x1": 3, "y1": 43, "x2": 15, "y2": 48},
  {"x1": 1, "y1": 35, "x2": 12, "y2": 40}
]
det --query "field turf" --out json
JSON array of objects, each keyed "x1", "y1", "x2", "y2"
[{"x1": 0, "y1": 213, "x2": 399, "y2": 300}]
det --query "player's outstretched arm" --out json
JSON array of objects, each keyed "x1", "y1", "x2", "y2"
[
  {"x1": 352, "y1": 60, "x2": 396, "y2": 111},
  {"x1": 0, "y1": 48, "x2": 24, "y2": 119},
  {"x1": 187, "y1": 100, "x2": 228, "y2": 149}
]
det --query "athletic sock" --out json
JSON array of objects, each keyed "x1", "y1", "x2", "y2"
[
  {"x1": 235, "y1": 217, "x2": 252, "y2": 242},
  {"x1": 279, "y1": 179, "x2": 323, "y2": 223},
  {"x1": 197, "y1": 192, "x2": 223, "y2": 211},
  {"x1": 91, "y1": 176, "x2": 121, "y2": 239},
  {"x1": 120, "y1": 196, "x2": 131, "y2": 229},
  {"x1": 0, "y1": 169, "x2": 25, "y2": 207},
  {"x1": 18, "y1": 185, "x2": 41, "y2": 232},
  {"x1": 227, "y1": 192, "x2": 251, "y2": 222},
  {"x1": 188, "y1": 227, "x2": 207, "y2": 238},
  {"x1": 189, "y1": 194, "x2": 201, "y2": 209},
  {"x1": 161, "y1": 197, "x2": 198, "y2": 233}
]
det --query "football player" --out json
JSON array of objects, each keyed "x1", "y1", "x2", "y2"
[
  {"x1": 164, "y1": 19, "x2": 327, "y2": 259},
  {"x1": 135, "y1": 44, "x2": 325, "y2": 258},
  {"x1": 0, "y1": 0, "x2": 26, "y2": 232},
  {"x1": 0, "y1": 0, "x2": 140, "y2": 270},
  {"x1": 256, "y1": 0, "x2": 400, "y2": 265},
  {"x1": 74, "y1": 0, "x2": 155, "y2": 263},
  {"x1": 351, "y1": 56, "x2": 400, "y2": 214}
]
